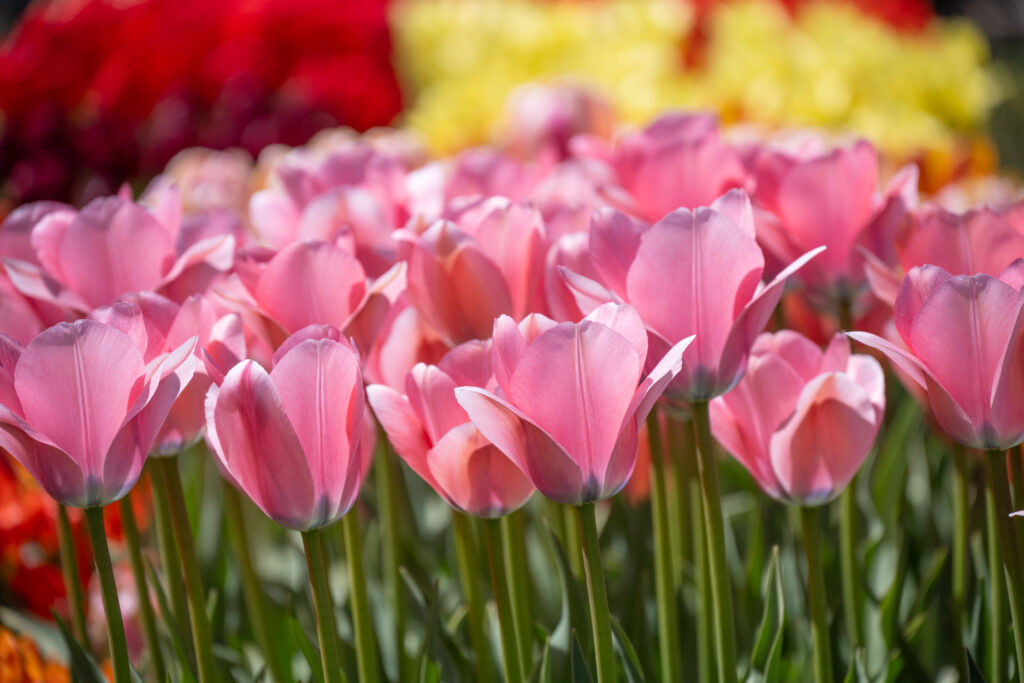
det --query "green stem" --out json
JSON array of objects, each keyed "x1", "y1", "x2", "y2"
[
  {"x1": 154, "y1": 457, "x2": 217, "y2": 683},
  {"x1": 56, "y1": 504, "x2": 89, "y2": 647},
  {"x1": 301, "y1": 529, "x2": 344, "y2": 683},
  {"x1": 149, "y1": 464, "x2": 193, "y2": 663},
  {"x1": 800, "y1": 506, "x2": 833, "y2": 683},
  {"x1": 691, "y1": 401, "x2": 738, "y2": 683},
  {"x1": 667, "y1": 417, "x2": 692, "y2": 584},
  {"x1": 984, "y1": 458, "x2": 1008, "y2": 683},
  {"x1": 575, "y1": 503, "x2": 615, "y2": 683},
  {"x1": 838, "y1": 484, "x2": 863, "y2": 647},
  {"x1": 222, "y1": 484, "x2": 291, "y2": 683},
  {"x1": 502, "y1": 511, "x2": 533, "y2": 676},
  {"x1": 984, "y1": 450, "x2": 1024, "y2": 681},
  {"x1": 484, "y1": 517, "x2": 525, "y2": 683},
  {"x1": 342, "y1": 510, "x2": 379, "y2": 683},
  {"x1": 952, "y1": 444, "x2": 969, "y2": 651},
  {"x1": 119, "y1": 496, "x2": 166, "y2": 682},
  {"x1": 648, "y1": 411, "x2": 683, "y2": 682},
  {"x1": 84, "y1": 506, "x2": 131, "y2": 683},
  {"x1": 692, "y1": 465, "x2": 716, "y2": 683},
  {"x1": 564, "y1": 504, "x2": 584, "y2": 579},
  {"x1": 375, "y1": 447, "x2": 409, "y2": 683},
  {"x1": 454, "y1": 513, "x2": 496, "y2": 683}
]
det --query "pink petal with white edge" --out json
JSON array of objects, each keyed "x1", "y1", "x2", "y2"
[
  {"x1": 846, "y1": 331, "x2": 928, "y2": 389},
  {"x1": 208, "y1": 361, "x2": 316, "y2": 529},
  {"x1": 894, "y1": 265, "x2": 953, "y2": 347},
  {"x1": 584, "y1": 303, "x2": 648, "y2": 366},
  {"x1": 3, "y1": 258, "x2": 89, "y2": 312},
  {"x1": 559, "y1": 267, "x2": 621, "y2": 317},
  {"x1": 15, "y1": 321, "x2": 146, "y2": 479},
  {"x1": 455, "y1": 387, "x2": 585, "y2": 504}
]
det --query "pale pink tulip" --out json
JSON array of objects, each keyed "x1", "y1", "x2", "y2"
[
  {"x1": 850, "y1": 262, "x2": 1024, "y2": 450},
  {"x1": 0, "y1": 314, "x2": 197, "y2": 507},
  {"x1": 204, "y1": 326, "x2": 365, "y2": 530},
  {"x1": 710, "y1": 332, "x2": 885, "y2": 504},
  {"x1": 368, "y1": 340, "x2": 535, "y2": 517},
  {"x1": 563, "y1": 189, "x2": 823, "y2": 401},
  {"x1": 455, "y1": 303, "x2": 692, "y2": 504},
  {"x1": 499, "y1": 83, "x2": 615, "y2": 160}
]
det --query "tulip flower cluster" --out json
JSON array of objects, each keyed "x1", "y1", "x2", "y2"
[{"x1": 2, "y1": 102, "x2": 1024, "y2": 683}]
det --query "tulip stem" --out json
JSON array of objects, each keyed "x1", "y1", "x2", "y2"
[
  {"x1": 454, "y1": 513, "x2": 496, "y2": 683},
  {"x1": 301, "y1": 529, "x2": 344, "y2": 683},
  {"x1": 375, "y1": 446, "x2": 409, "y2": 683},
  {"x1": 691, "y1": 400, "x2": 738, "y2": 683},
  {"x1": 484, "y1": 517, "x2": 525, "y2": 683},
  {"x1": 222, "y1": 484, "x2": 292, "y2": 683},
  {"x1": 502, "y1": 510, "x2": 533, "y2": 676},
  {"x1": 984, "y1": 457, "x2": 1008, "y2": 683},
  {"x1": 838, "y1": 484, "x2": 863, "y2": 647},
  {"x1": 342, "y1": 510, "x2": 379, "y2": 683},
  {"x1": 575, "y1": 503, "x2": 615, "y2": 683},
  {"x1": 118, "y1": 495, "x2": 167, "y2": 682},
  {"x1": 952, "y1": 444, "x2": 969, "y2": 651},
  {"x1": 648, "y1": 411, "x2": 683, "y2": 682},
  {"x1": 149, "y1": 464, "x2": 193, "y2": 666},
  {"x1": 83, "y1": 506, "x2": 131, "y2": 683},
  {"x1": 800, "y1": 505, "x2": 833, "y2": 683},
  {"x1": 984, "y1": 450, "x2": 1024, "y2": 681},
  {"x1": 154, "y1": 457, "x2": 218, "y2": 683},
  {"x1": 56, "y1": 504, "x2": 88, "y2": 647},
  {"x1": 564, "y1": 504, "x2": 585, "y2": 578}
]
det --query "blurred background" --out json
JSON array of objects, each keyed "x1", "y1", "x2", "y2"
[{"x1": 0, "y1": 0, "x2": 1021, "y2": 214}]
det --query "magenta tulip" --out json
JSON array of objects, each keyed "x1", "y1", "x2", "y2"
[
  {"x1": 0, "y1": 314, "x2": 197, "y2": 507},
  {"x1": 204, "y1": 326, "x2": 366, "y2": 530},
  {"x1": 368, "y1": 340, "x2": 535, "y2": 517},
  {"x1": 563, "y1": 189, "x2": 823, "y2": 401},
  {"x1": 850, "y1": 262, "x2": 1024, "y2": 450},
  {"x1": 454, "y1": 303, "x2": 692, "y2": 504},
  {"x1": 710, "y1": 331, "x2": 885, "y2": 504}
]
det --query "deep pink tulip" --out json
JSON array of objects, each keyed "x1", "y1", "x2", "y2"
[
  {"x1": 2, "y1": 193, "x2": 235, "y2": 313},
  {"x1": 574, "y1": 113, "x2": 747, "y2": 221},
  {"x1": 93, "y1": 293, "x2": 246, "y2": 456},
  {"x1": 204, "y1": 326, "x2": 366, "y2": 530},
  {"x1": 710, "y1": 331, "x2": 885, "y2": 504},
  {"x1": 0, "y1": 314, "x2": 197, "y2": 507},
  {"x1": 563, "y1": 189, "x2": 823, "y2": 401},
  {"x1": 454, "y1": 303, "x2": 692, "y2": 504},
  {"x1": 368, "y1": 340, "x2": 535, "y2": 517},
  {"x1": 850, "y1": 262, "x2": 1024, "y2": 450}
]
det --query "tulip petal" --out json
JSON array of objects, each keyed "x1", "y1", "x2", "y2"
[
  {"x1": 584, "y1": 303, "x2": 648, "y2": 365},
  {"x1": 15, "y1": 321, "x2": 146, "y2": 480},
  {"x1": 846, "y1": 331, "x2": 928, "y2": 389},
  {"x1": 366, "y1": 384, "x2": 435, "y2": 488},
  {"x1": 559, "y1": 267, "x2": 621, "y2": 316},
  {"x1": 894, "y1": 265, "x2": 953, "y2": 347},
  {"x1": 209, "y1": 361, "x2": 315, "y2": 529},
  {"x1": 406, "y1": 364, "x2": 466, "y2": 441},
  {"x1": 0, "y1": 411, "x2": 86, "y2": 506},
  {"x1": 588, "y1": 208, "x2": 646, "y2": 296},
  {"x1": 455, "y1": 387, "x2": 584, "y2": 504}
]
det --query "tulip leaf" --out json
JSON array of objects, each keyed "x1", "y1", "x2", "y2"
[
  {"x1": 287, "y1": 616, "x2": 326, "y2": 683},
  {"x1": 53, "y1": 612, "x2": 106, "y2": 683},
  {"x1": 611, "y1": 616, "x2": 647, "y2": 683},
  {"x1": 746, "y1": 546, "x2": 785, "y2": 683},
  {"x1": 544, "y1": 522, "x2": 592, "y2": 680},
  {"x1": 145, "y1": 558, "x2": 198, "y2": 683},
  {"x1": 570, "y1": 630, "x2": 594, "y2": 683},
  {"x1": 401, "y1": 568, "x2": 470, "y2": 683},
  {"x1": 538, "y1": 633, "x2": 553, "y2": 683},
  {"x1": 842, "y1": 649, "x2": 872, "y2": 683},
  {"x1": 965, "y1": 647, "x2": 987, "y2": 682}
]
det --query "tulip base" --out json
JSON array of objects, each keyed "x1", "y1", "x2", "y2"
[{"x1": 83, "y1": 506, "x2": 132, "y2": 683}]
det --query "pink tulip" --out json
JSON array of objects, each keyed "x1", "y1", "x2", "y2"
[
  {"x1": 454, "y1": 303, "x2": 692, "y2": 504},
  {"x1": 499, "y1": 83, "x2": 615, "y2": 160},
  {"x1": 850, "y1": 262, "x2": 1024, "y2": 450},
  {"x1": 2, "y1": 193, "x2": 235, "y2": 313},
  {"x1": 710, "y1": 331, "x2": 885, "y2": 504},
  {"x1": 367, "y1": 340, "x2": 535, "y2": 517},
  {"x1": 204, "y1": 326, "x2": 366, "y2": 530},
  {"x1": 0, "y1": 314, "x2": 197, "y2": 507},
  {"x1": 563, "y1": 189, "x2": 823, "y2": 401},
  {"x1": 93, "y1": 293, "x2": 246, "y2": 456}
]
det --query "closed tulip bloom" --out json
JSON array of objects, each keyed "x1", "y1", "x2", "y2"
[
  {"x1": 850, "y1": 262, "x2": 1024, "y2": 450},
  {"x1": 455, "y1": 303, "x2": 692, "y2": 504},
  {"x1": 204, "y1": 326, "x2": 366, "y2": 530},
  {"x1": 710, "y1": 331, "x2": 885, "y2": 504},
  {"x1": 0, "y1": 315, "x2": 198, "y2": 508},
  {"x1": 367, "y1": 340, "x2": 535, "y2": 517},
  {"x1": 563, "y1": 189, "x2": 823, "y2": 401}
]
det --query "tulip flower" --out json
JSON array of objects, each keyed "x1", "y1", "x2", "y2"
[
  {"x1": 710, "y1": 331, "x2": 885, "y2": 504},
  {"x1": 563, "y1": 188, "x2": 823, "y2": 401},
  {"x1": 368, "y1": 340, "x2": 535, "y2": 518},
  {"x1": 850, "y1": 262, "x2": 1024, "y2": 451}
]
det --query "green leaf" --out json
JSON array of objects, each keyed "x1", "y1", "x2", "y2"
[
  {"x1": 538, "y1": 634, "x2": 553, "y2": 683},
  {"x1": 965, "y1": 647, "x2": 987, "y2": 682},
  {"x1": 145, "y1": 558, "x2": 198, "y2": 683},
  {"x1": 401, "y1": 568, "x2": 470, "y2": 683},
  {"x1": 610, "y1": 617, "x2": 647, "y2": 683},
  {"x1": 746, "y1": 546, "x2": 785, "y2": 683},
  {"x1": 287, "y1": 616, "x2": 325, "y2": 683},
  {"x1": 52, "y1": 612, "x2": 105, "y2": 683},
  {"x1": 570, "y1": 630, "x2": 594, "y2": 683}
]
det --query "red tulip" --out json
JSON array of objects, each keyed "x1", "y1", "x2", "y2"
[
  {"x1": 455, "y1": 303, "x2": 692, "y2": 504},
  {"x1": 368, "y1": 340, "x2": 535, "y2": 518},
  {"x1": 710, "y1": 331, "x2": 885, "y2": 504},
  {"x1": 204, "y1": 326, "x2": 365, "y2": 530},
  {"x1": 850, "y1": 262, "x2": 1024, "y2": 450},
  {"x1": 0, "y1": 314, "x2": 197, "y2": 507},
  {"x1": 563, "y1": 189, "x2": 823, "y2": 400}
]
